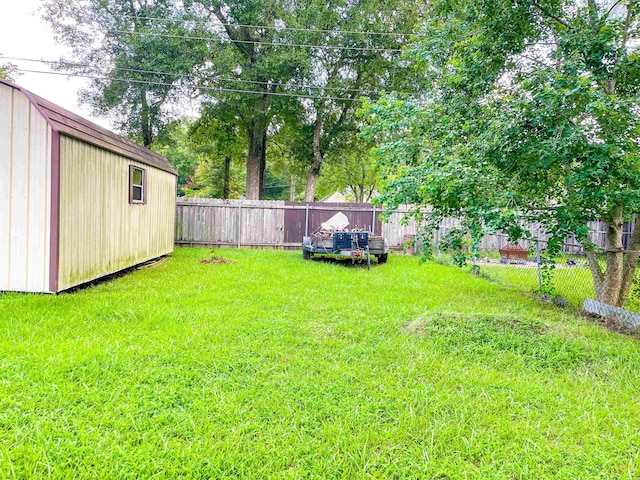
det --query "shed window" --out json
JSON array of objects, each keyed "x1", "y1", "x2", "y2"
[{"x1": 129, "y1": 166, "x2": 146, "y2": 204}]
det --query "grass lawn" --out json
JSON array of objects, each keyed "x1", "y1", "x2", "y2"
[{"x1": 1, "y1": 248, "x2": 640, "y2": 478}]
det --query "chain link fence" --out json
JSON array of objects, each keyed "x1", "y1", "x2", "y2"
[{"x1": 430, "y1": 238, "x2": 640, "y2": 314}]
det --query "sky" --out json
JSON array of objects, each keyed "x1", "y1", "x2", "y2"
[{"x1": 0, "y1": 0, "x2": 109, "y2": 127}]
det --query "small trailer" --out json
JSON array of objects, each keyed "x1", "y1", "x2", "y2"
[
  {"x1": 302, "y1": 231, "x2": 389, "y2": 265},
  {"x1": 302, "y1": 212, "x2": 389, "y2": 266}
]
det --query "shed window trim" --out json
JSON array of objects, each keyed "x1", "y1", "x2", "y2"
[{"x1": 129, "y1": 165, "x2": 146, "y2": 204}]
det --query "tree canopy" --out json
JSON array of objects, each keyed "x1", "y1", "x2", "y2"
[
  {"x1": 43, "y1": 0, "x2": 200, "y2": 147},
  {"x1": 362, "y1": 0, "x2": 640, "y2": 307},
  {"x1": 42, "y1": 0, "x2": 418, "y2": 200}
]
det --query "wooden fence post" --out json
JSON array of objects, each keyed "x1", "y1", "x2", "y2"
[{"x1": 237, "y1": 204, "x2": 242, "y2": 248}]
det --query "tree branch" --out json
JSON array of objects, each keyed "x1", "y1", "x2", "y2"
[
  {"x1": 532, "y1": 1, "x2": 571, "y2": 29},
  {"x1": 210, "y1": 7, "x2": 254, "y2": 58},
  {"x1": 621, "y1": 2, "x2": 633, "y2": 51},
  {"x1": 587, "y1": 0, "x2": 600, "y2": 29},
  {"x1": 326, "y1": 70, "x2": 363, "y2": 139},
  {"x1": 606, "y1": 0, "x2": 625, "y2": 17},
  {"x1": 220, "y1": 99, "x2": 248, "y2": 125}
]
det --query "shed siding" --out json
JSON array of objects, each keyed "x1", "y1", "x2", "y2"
[
  {"x1": 0, "y1": 84, "x2": 52, "y2": 293},
  {"x1": 57, "y1": 136, "x2": 176, "y2": 291}
]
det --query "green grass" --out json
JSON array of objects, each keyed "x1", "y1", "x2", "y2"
[{"x1": 1, "y1": 248, "x2": 640, "y2": 478}]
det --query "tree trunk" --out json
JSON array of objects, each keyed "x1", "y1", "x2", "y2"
[
  {"x1": 140, "y1": 90, "x2": 153, "y2": 147},
  {"x1": 585, "y1": 212, "x2": 640, "y2": 308},
  {"x1": 289, "y1": 176, "x2": 295, "y2": 201},
  {"x1": 259, "y1": 129, "x2": 267, "y2": 200},
  {"x1": 618, "y1": 214, "x2": 640, "y2": 305},
  {"x1": 600, "y1": 207, "x2": 625, "y2": 306},
  {"x1": 585, "y1": 248, "x2": 604, "y2": 300},
  {"x1": 355, "y1": 165, "x2": 366, "y2": 202},
  {"x1": 223, "y1": 156, "x2": 231, "y2": 199},
  {"x1": 244, "y1": 93, "x2": 270, "y2": 200},
  {"x1": 305, "y1": 116, "x2": 323, "y2": 202},
  {"x1": 246, "y1": 127, "x2": 262, "y2": 200}
]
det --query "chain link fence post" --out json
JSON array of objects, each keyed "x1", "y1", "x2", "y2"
[{"x1": 536, "y1": 239, "x2": 542, "y2": 291}]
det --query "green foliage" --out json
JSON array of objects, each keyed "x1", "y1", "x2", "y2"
[
  {"x1": 43, "y1": 0, "x2": 201, "y2": 146},
  {"x1": 187, "y1": 105, "x2": 247, "y2": 198},
  {"x1": 262, "y1": 167, "x2": 290, "y2": 200},
  {"x1": 153, "y1": 121, "x2": 199, "y2": 192},
  {"x1": 362, "y1": 0, "x2": 640, "y2": 301},
  {"x1": 540, "y1": 264, "x2": 557, "y2": 296},
  {"x1": 0, "y1": 62, "x2": 17, "y2": 82},
  {"x1": 440, "y1": 228, "x2": 477, "y2": 267},
  {"x1": 315, "y1": 138, "x2": 379, "y2": 202},
  {"x1": 290, "y1": 0, "x2": 419, "y2": 200},
  {"x1": 183, "y1": 0, "x2": 314, "y2": 198},
  {"x1": 40, "y1": 0, "x2": 419, "y2": 200},
  {"x1": 1, "y1": 248, "x2": 640, "y2": 477}
]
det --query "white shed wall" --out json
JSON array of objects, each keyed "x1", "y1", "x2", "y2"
[{"x1": 0, "y1": 84, "x2": 52, "y2": 293}]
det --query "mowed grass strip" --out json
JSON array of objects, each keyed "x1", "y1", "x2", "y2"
[{"x1": 0, "y1": 248, "x2": 639, "y2": 478}]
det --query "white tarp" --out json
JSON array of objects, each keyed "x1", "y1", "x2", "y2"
[{"x1": 321, "y1": 212, "x2": 350, "y2": 231}]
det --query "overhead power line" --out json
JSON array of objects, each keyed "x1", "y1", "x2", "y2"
[
  {"x1": 2, "y1": 56, "x2": 392, "y2": 95},
  {"x1": 125, "y1": 15, "x2": 416, "y2": 38},
  {"x1": 13, "y1": 68, "x2": 372, "y2": 102},
  {"x1": 106, "y1": 29, "x2": 404, "y2": 53}
]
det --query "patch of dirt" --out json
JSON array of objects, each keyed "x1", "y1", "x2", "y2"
[
  {"x1": 200, "y1": 256, "x2": 236, "y2": 265},
  {"x1": 200, "y1": 247, "x2": 236, "y2": 265},
  {"x1": 402, "y1": 318, "x2": 429, "y2": 335}
]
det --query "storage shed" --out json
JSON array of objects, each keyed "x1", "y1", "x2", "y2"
[{"x1": 0, "y1": 79, "x2": 177, "y2": 293}]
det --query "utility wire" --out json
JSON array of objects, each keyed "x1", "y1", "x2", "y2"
[
  {"x1": 2, "y1": 56, "x2": 391, "y2": 95},
  {"x1": 124, "y1": 15, "x2": 416, "y2": 38},
  {"x1": 105, "y1": 29, "x2": 404, "y2": 53},
  {"x1": 14, "y1": 68, "x2": 372, "y2": 102}
]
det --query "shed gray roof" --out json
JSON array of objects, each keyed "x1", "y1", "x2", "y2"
[{"x1": 0, "y1": 78, "x2": 177, "y2": 175}]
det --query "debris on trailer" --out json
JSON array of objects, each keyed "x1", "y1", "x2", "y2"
[
  {"x1": 320, "y1": 212, "x2": 350, "y2": 231},
  {"x1": 302, "y1": 212, "x2": 389, "y2": 266}
]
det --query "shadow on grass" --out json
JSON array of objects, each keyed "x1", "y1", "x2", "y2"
[
  {"x1": 59, "y1": 255, "x2": 170, "y2": 294},
  {"x1": 307, "y1": 254, "x2": 385, "y2": 268}
]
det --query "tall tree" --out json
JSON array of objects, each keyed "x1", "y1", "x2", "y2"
[
  {"x1": 188, "y1": 104, "x2": 246, "y2": 198},
  {"x1": 316, "y1": 138, "x2": 379, "y2": 203},
  {"x1": 152, "y1": 120, "x2": 199, "y2": 193},
  {"x1": 184, "y1": 0, "x2": 309, "y2": 199},
  {"x1": 42, "y1": 0, "x2": 198, "y2": 146},
  {"x1": 363, "y1": 0, "x2": 640, "y2": 307},
  {"x1": 297, "y1": 0, "x2": 418, "y2": 201}
]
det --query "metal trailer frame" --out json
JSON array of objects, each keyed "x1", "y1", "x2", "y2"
[{"x1": 302, "y1": 232, "x2": 389, "y2": 266}]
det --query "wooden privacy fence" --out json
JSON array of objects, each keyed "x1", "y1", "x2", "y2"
[
  {"x1": 175, "y1": 198, "x2": 624, "y2": 251},
  {"x1": 175, "y1": 198, "x2": 389, "y2": 248}
]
